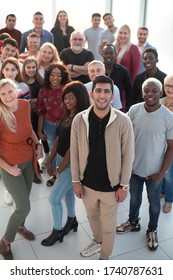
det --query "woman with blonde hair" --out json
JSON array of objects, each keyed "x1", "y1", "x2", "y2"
[
  {"x1": 37, "y1": 42, "x2": 60, "y2": 78},
  {"x1": 0, "y1": 79, "x2": 42, "y2": 260},
  {"x1": 115, "y1": 24, "x2": 140, "y2": 83}
]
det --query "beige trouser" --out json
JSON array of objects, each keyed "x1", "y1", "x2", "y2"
[{"x1": 83, "y1": 186, "x2": 119, "y2": 260}]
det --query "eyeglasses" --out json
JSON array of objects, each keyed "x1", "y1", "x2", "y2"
[
  {"x1": 94, "y1": 88, "x2": 112, "y2": 94},
  {"x1": 72, "y1": 38, "x2": 84, "y2": 41},
  {"x1": 164, "y1": 84, "x2": 173, "y2": 89}
]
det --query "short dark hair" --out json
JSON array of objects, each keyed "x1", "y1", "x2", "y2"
[
  {"x1": 2, "y1": 38, "x2": 18, "y2": 48},
  {"x1": 138, "y1": 26, "x2": 148, "y2": 32},
  {"x1": 92, "y1": 13, "x2": 101, "y2": 19},
  {"x1": 142, "y1": 47, "x2": 158, "y2": 60},
  {"x1": 6, "y1": 14, "x2": 16, "y2": 20},
  {"x1": 0, "y1": 33, "x2": 11, "y2": 41},
  {"x1": 103, "y1": 13, "x2": 113, "y2": 19},
  {"x1": 92, "y1": 75, "x2": 114, "y2": 93},
  {"x1": 62, "y1": 81, "x2": 90, "y2": 113},
  {"x1": 34, "y1": 11, "x2": 43, "y2": 16},
  {"x1": 103, "y1": 43, "x2": 116, "y2": 53}
]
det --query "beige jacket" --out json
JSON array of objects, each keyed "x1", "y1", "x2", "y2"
[{"x1": 70, "y1": 106, "x2": 134, "y2": 187}]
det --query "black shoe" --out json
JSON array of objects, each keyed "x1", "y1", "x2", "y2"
[
  {"x1": 62, "y1": 216, "x2": 78, "y2": 235},
  {"x1": 41, "y1": 229, "x2": 64, "y2": 246},
  {"x1": 33, "y1": 175, "x2": 41, "y2": 184}
]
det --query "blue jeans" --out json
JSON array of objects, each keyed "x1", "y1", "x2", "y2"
[
  {"x1": 49, "y1": 154, "x2": 75, "y2": 230},
  {"x1": 43, "y1": 120, "x2": 59, "y2": 149},
  {"x1": 160, "y1": 161, "x2": 173, "y2": 203},
  {"x1": 129, "y1": 173, "x2": 161, "y2": 231},
  {"x1": 43, "y1": 120, "x2": 59, "y2": 168}
]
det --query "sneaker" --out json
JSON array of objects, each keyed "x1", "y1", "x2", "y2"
[
  {"x1": 80, "y1": 240, "x2": 101, "y2": 257},
  {"x1": 116, "y1": 219, "x2": 141, "y2": 234},
  {"x1": 0, "y1": 239, "x2": 13, "y2": 260},
  {"x1": 4, "y1": 189, "x2": 13, "y2": 205},
  {"x1": 41, "y1": 154, "x2": 49, "y2": 169},
  {"x1": 17, "y1": 226, "x2": 35, "y2": 241},
  {"x1": 146, "y1": 229, "x2": 158, "y2": 250}
]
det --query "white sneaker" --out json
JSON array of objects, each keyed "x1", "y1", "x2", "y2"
[
  {"x1": 4, "y1": 189, "x2": 13, "y2": 205},
  {"x1": 80, "y1": 240, "x2": 101, "y2": 257},
  {"x1": 41, "y1": 154, "x2": 49, "y2": 169}
]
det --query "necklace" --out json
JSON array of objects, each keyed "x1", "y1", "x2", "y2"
[{"x1": 163, "y1": 98, "x2": 173, "y2": 107}]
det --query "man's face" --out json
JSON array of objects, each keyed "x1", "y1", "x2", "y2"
[
  {"x1": 6, "y1": 16, "x2": 16, "y2": 30},
  {"x1": 137, "y1": 29, "x2": 148, "y2": 45},
  {"x1": 1, "y1": 44, "x2": 17, "y2": 61},
  {"x1": 91, "y1": 16, "x2": 101, "y2": 28},
  {"x1": 142, "y1": 82, "x2": 162, "y2": 108},
  {"x1": 70, "y1": 33, "x2": 85, "y2": 53},
  {"x1": 91, "y1": 82, "x2": 113, "y2": 111},
  {"x1": 88, "y1": 63, "x2": 105, "y2": 81},
  {"x1": 103, "y1": 15, "x2": 114, "y2": 28},
  {"x1": 32, "y1": 15, "x2": 44, "y2": 28},
  {"x1": 142, "y1": 51, "x2": 157, "y2": 71},
  {"x1": 27, "y1": 37, "x2": 40, "y2": 52},
  {"x1": 102, "y1": 46, "x2": 116, "y2": 65}
]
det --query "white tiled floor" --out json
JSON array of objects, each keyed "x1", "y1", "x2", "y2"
[{"x1": 0, "y1": 170, "x2": 173, "y2": 260}]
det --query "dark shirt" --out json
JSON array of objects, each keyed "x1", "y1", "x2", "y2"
[
  {"x1": 56, "y1": 121, "x2": 71, "y2": 157},
  {"x1": 60, "y1": 48, "x2": 94, "y2": 83},
  {"x1": 133, "y1": 68, "x2": 167, "y2": 104},
  {"x1": 81, "y1": 108, "x2": 119, "y2": 192},
  {"x1": 106, "y1": 63, "x2": 133, "y2": 111},
  {"x1": 0, "y1": 27, "x2": 22, "y2": 46},
  {"x1": 50, "y1": 25, "x2": 75, "y2": 53}
]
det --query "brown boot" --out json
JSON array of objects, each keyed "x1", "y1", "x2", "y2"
[
  {"x1": 0, "y1": 239, "x2": 13, "y2": 260},
  {"x1": 18, "y1": 226, "x2": 35, "y2": 241}
]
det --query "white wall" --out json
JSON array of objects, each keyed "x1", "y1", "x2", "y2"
[
  {"x1": 0, "y1": 0, "x2": 172, "y2": 75},
  {"x1": 146, "y1": 0, "x2": 173, "y2": 74}
]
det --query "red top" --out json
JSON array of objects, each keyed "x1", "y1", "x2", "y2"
[
  {"x1": 0, "y1": 99, "x2": 34, "y2": 165},
  {"x1": 37, "y1": 87, "x2": 65, "y2": 124},
  {"x1": 118, "y1": 44, "x2": 140, "y2": 83}
]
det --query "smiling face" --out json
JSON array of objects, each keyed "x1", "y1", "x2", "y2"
[
  {"x1": 164, "y1": 76, "x2": 173, "y2": 99},
  {"x1": 118, "y1": 27, "x2": 130, "y2": 45},
  {"x1": 102, "y1": 45, "x2": 116, "y2": 66},
  {"x1": 0, "y1": 82, "x2": 18, "y2": 110},
  {"x1": 90, "y1": 82, "x2": 113, "y2": 113},
  {"x1": 88, "y1": 63, "x2": 105, "y2": 81},
  {"x1": 70, "y1": 32, "x2": 85, "y2": 53},
  {"x1": 142, "y1": 51, "x2": 158, "y2": 71},
  {"x1": 2, "y1": 62, "x2": 18, "y2": 81},
  {"x1": 24, "y1": 61, "x2": 37, "y2": 78},
  {"x1": 40, "y1": 46, "x2": 53, "y2": 63},
  {"x1": 63, "y1": 91, "x2": 77, "y2": 115},
  {"x1": 142, "y1": 82, "x2": 162, "y2": 111},
  {"x1": 49, "y1": 67, "x2": 62, "y2": 88}
]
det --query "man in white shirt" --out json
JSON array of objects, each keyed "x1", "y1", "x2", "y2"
[{"x1": 85, "y1": 60, "x2": 122, "y2": 110}]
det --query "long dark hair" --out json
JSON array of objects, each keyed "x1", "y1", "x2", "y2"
[
  {"x1": 43, "y1": 63, "x2": 70, "y2": 88},
  {"x1": 62, "y1": 80, "x2": 90, "y2": 115},
  {"x1": 54, "y1": 10, "x2": 69, "y2": 28}
]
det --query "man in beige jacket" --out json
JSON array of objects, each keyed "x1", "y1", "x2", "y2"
[{"x1": 70, "y1": 75, "x2": 134, "y2": 260}]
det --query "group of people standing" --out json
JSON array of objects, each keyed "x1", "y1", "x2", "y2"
[{"x1": 0, "y1": 10, "x2": 173, "y2": 262}]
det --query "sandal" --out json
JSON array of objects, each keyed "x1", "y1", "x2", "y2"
[
  {"x1": 46, "y1": 176, "x2": 57, "y2": 187},
  {"x1": 163, "y1": 202, "x2": 172, "y2": 213}
]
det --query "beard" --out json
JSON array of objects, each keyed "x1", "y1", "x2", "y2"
[{"x1": 71, "y1": 46, "x2": 83, "y2": 53}]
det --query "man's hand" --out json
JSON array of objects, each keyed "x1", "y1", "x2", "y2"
[
  {"x1": 74, "y1": 182, "x2": 84, "y2": 199},
  {"x1": 115, "y1": 187, "x2": 128, "y2": 202}
]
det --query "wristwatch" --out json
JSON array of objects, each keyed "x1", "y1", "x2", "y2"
[{"x1": 122, "y1": 186, "x2": 129, "y2": 191}]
